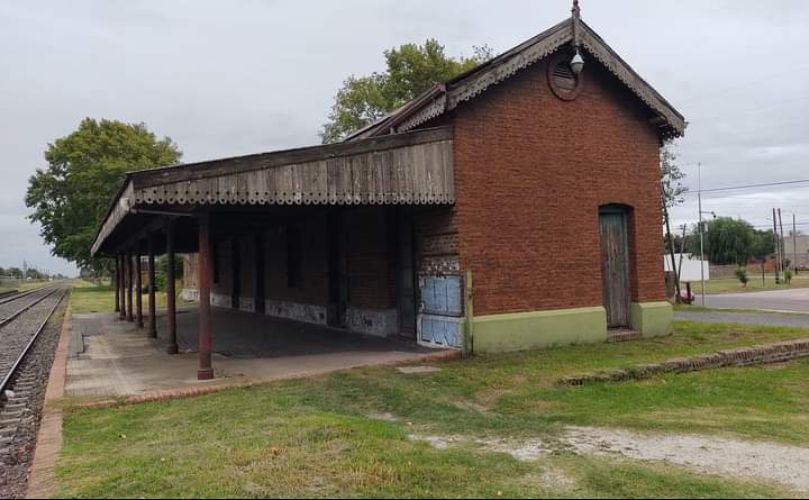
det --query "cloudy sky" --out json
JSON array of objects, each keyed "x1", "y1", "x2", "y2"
[{"x1": 1, "y1": 0, "x2": 808, "y2": 275}]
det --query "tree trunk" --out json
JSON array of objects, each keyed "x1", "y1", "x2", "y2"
[{"x1": 663, "y1": 203, "x2": 681, "y2": 301}]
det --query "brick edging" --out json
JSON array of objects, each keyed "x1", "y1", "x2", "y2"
[
  {"x1": 559, "y1": 338, "x2": 809, "y2": 386},
  {"x1": 26, "y1": 302, "x2": 72, "y2": 499}
]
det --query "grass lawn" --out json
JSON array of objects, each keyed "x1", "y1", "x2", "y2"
[
  {"x1": 56, "y1": 319, "x2": 809, "y2": 498},
  {"x1": 699, "y1": 272, "x2": 809, "y2": 294},
  {"x1": 70, "y1": 280, "x2": 188, "y2": 314}
]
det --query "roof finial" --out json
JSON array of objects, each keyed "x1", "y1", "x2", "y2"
[
  {"x1": 571, "y1": 0, "x2": 582, "y2": 48},
  {"x1": 572, "y1": 0, "x2": 581, "y2": 19}
]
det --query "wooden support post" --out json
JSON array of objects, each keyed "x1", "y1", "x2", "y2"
[
  {"x1": 114, "y1": 256, "x2": 120, "y2": 313},
  {"x1": 148, "y1": 234, "x2": 157, "y2": 338},
  {"x1": 119, "y1": 254, "x2": 126, "y2": 320},
  {"x1": 126, "y1": 252, "x2": 134, "y2": 322},
  {"x1": 463, "y1": 270, "x2": 474, "y2": 357},
  {"x1": 136, "y1": 250, "x2": 144, "y2": 328},
  {"x1": 197, "y1": 212, "x2": 214, "y2": 380},
  {"x1": 166, "y1": 218, "x2": 178, "y2": 355}
]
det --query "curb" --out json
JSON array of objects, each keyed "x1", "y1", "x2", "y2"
[
  {"x1": 559, "y1": 337, "x2": 809, "y2": 386},
  {"x1": 25, "y1": 302, "x2": 72, "y2": 499},
  {"x1": 71, "y1": 347, "x2": 462, "y2": 410}
]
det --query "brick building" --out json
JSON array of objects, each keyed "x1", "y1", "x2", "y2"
[{"x1": 92, "y1": 6, "x2": 685, "y2": 379}]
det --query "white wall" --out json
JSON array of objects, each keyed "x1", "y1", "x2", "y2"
[{"x1": 664, "y1": 254, "x2": 710, "y2": 282}]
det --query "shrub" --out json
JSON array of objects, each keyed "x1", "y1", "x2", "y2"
[{"x1": 735, "y1": 267, "x2": 749, "y2": 287}]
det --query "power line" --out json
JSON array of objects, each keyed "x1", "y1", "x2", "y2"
[{"x1": 682, "y1": 178, "x2": 809, "y2": 195}]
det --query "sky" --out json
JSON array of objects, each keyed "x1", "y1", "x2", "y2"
[{"x1": 1, "y1": 0, "x2": 808, "y2": 275}]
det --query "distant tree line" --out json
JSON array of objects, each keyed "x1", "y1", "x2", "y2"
[
  {"x1": 673, "y1": 217, "x2": 776, "y2": 267},
  {"x1": 0, "y1": 266, "x2": 67, "y2": 281}
]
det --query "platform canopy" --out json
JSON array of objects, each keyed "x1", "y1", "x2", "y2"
[{"x1": 92, "y1": 126, "x2": 454, "y2": 256}]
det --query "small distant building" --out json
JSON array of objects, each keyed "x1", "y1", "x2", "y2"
[
  {"x1": 664, "y1": 254, "x2": 710, "y2": 283},
  {"x1": 92, "y1": 4, "x2": 685, "y2": 379},
  {"x1": 783, "y1": 235, "x2": 809, "y2": 269}
]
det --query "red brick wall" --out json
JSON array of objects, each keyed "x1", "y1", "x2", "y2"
[{"x1": 452, "y1": 56, "x2": 665, "y2": 315}]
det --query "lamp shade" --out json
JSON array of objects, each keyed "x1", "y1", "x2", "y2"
[{"x1": 571, "y1": 50, "x2": 584, "y2": 75}]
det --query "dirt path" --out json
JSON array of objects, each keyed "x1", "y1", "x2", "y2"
[
  {"x1": 563, "y1": 427, "x2": 809, "y2": 492},
  {"x1": 410, "y1": 427, "x2": 809, "y2": 492}
]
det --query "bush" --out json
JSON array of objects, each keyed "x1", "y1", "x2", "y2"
[
  {"x1": 735, "y1": 267, "x2": 749, "y2": 287},
  {"x1": 154, "y1": 255, "x2": 184, "y2": 292}
]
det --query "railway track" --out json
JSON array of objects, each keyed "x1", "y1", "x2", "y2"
[{"x1": 0, "y1": 285, "x2": 67, "y2": 496}]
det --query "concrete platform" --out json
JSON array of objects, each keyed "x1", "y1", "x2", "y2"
[{"x1": 66, "y1": 309, "x2": 449, "y2": 400}]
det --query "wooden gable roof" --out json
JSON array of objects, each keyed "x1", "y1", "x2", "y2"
[{"x1": 345, "y1": 17, "x2": 685, "y2": 142}]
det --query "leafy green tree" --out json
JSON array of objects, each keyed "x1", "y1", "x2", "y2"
[
  {"x1": 688, "y1": 217, "x2": 754, "y2": 266},
  {"x1": 320, "y1": 40, "x2": 492, "y2": 143},
  {"x1": 6, "y1": 267, "x2": 23, "y2": 279},
  {"x1": 25, "y1": 118, "x2": 181, "y2": 273}
]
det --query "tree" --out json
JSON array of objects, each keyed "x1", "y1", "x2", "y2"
[
  {"x1": 26, "y1": 119, "x2": 181, "y2": 273},
  {"x1": 6, "y1": 267, "x2": 23, "y2": 279},
  {"x1": 734, "y1": 266, "x2": 749, "y2": 287},
  {"x1": 320, "y1": 40, "x2": 493, "y2": 143},
  {"x1": 660, "y1": 144, "x2": 688, "y2": 299},
  {"x1": 688, "y1": 217, "x2": 755, "y2": 266}
]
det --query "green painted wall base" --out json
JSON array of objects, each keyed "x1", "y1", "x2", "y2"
[
  {"x1": 630, "y1": 301, "x2": 673, "y2": 337},
  {"x1": 471, "y1": 306, "x2": 608, "y2": 354}
]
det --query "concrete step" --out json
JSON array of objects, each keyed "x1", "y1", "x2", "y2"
[{"x1": 607, "y1": 329, "x2": 643, "y2": 343}]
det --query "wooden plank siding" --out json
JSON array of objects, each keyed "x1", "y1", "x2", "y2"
[{"x1": 92, "y1": 127, "x2": 454, "y2": 255}]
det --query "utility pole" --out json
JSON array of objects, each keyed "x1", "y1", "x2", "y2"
[
  {"x1": 794, "y1": 213, "x2": 799, "y2": 275},
  {"x1": 779, "y1": 208, "x2": 787, "y2": 280},
  {"x1": 698, "y1": 162, "x2": 705, "y2": 306},
  {"x1": 677, "y1": 224, "x2": 687, "y2": 285},
  {"x1": 773, "y1": 208, "x2": 781, "y2": 284}
]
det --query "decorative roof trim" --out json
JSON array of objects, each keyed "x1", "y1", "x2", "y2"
[
  {"x1": 91, "y1": 127, "x2": 455, "y2": 256},
  {"x1": 578, "y1": 24, "x2": 685, "y2": 138},
  {"x1": 348, "y1": 17, "x2": 685, "y2": 140},
  {"x1": 396, "y1": 94, "x2": 447, "y2": 134},
  {"x1": 91, "y1": 181, "x2": 134, "y2": 256},
  {"x1": 446, "y1": 25, "x2": 572, "y2": 110}
]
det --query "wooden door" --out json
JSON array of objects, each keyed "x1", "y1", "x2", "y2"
[{"x1": 599, "y1": 209, "x2": 631, "y2": 328}]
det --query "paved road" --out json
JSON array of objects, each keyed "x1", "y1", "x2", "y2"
[
  {"x1": 695, "y1": 288, "x2": 809, "y2": 313},
  {"x1": 675, "y1": 310, "x2": 809, "y2": 329}
]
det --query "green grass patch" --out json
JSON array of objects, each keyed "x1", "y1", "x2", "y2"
[
  {"x1": 700, "y1": 273, "x2": 809, "y2": 295},
  {"x1": 70, "y1": 280, "x2": 186, "y2": 314},
  {"x1": 56, "y1": 320, "x2": 809, "y2": 498}
]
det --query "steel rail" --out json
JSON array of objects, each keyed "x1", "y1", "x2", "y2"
[
  {"x1": 0, "y1": 285, "x2": 54, "y2": 307},
  {"x1": 0, "y1": 288, "x2": 67, "y2": 396},
  {"x1": 0, "y1": 288, "x2": 58, "y2": 329}
]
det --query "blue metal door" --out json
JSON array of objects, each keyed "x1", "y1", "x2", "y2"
[{"x1": 418, "y1": 274, "x2": 464, "y2": 348}]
